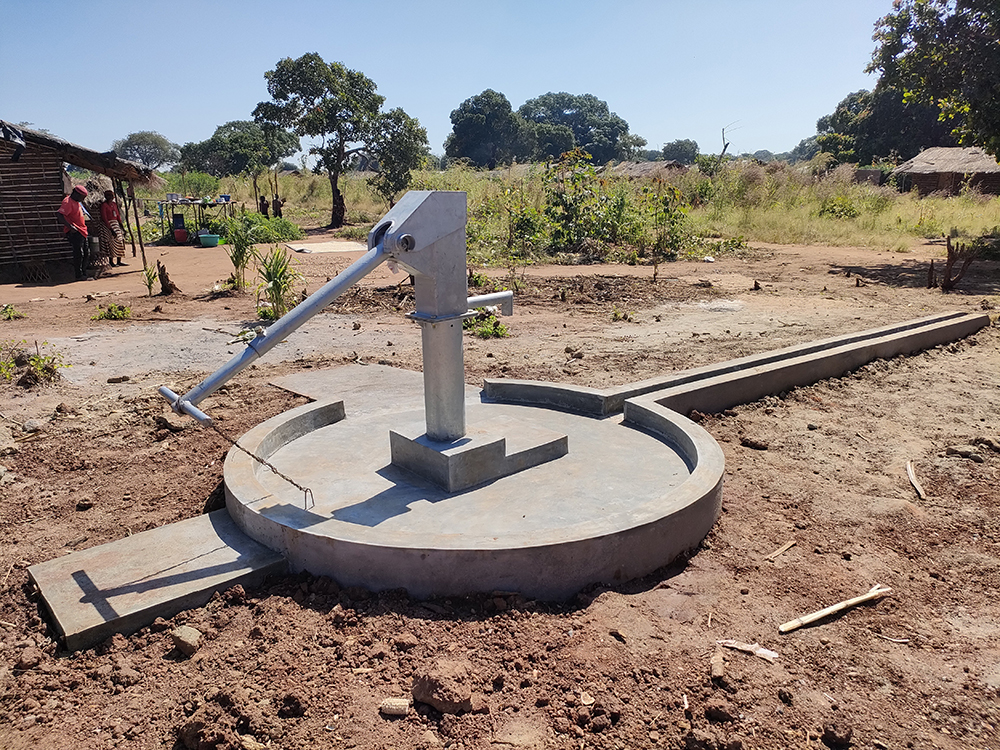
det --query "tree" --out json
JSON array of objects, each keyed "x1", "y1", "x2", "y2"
[
  {"x1": 661, "y1": 139, "x2": 699, "y2": 164},
  {"x1": 533, "y1": 122, "x2": 575, "y2": 161},
  {"x1": 254, "y1": 53, "x2": 426, "y2": 227},
  {"x1": 179, "y1": 121, "x2": 299, "y2": 203},
  {"x1": 445, "y1": 90, "x2": 531, "y2": 168},
  {"x1": 787, "y1": 136, "x2": 820, "y2": 163},
  {"x1": 517, "y1": 92, "x2": 632, "y2": 164},
  {"x1": 367, "y1": 108, "x2": 428, "y2": 207},
  {"x1": 111, "y1": 131, "x2": 179, "y2": 170},
  {"x1": 869, "y1": 0, "x2": 1000, "y2": 156},
  {"x1": 816, "y1": 88, "x2": 956, "y2": 165}
]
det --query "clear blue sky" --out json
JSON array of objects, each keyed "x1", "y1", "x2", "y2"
[{"x1": 1, "y1": 0, "x2": 887, "y2": 160}]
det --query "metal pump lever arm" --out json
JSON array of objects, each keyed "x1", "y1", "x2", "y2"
[{"x1": 159, "y1": 240, "x2": 390, "y2": 424}]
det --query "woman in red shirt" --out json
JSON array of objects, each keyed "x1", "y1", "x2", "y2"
[
  {"x1": 57, "y1": 186, "x2": 89, "y2": 279},
  {"x1": 99, "y1": 190, "x2": 127, "y2": 267}
]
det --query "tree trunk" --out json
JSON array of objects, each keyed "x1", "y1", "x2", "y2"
[
  {"x1": 328, "y1": 171, "x2": 345, "y2": 227},
  {"x1": 156, "y1": 260, "x2": 181, "y2": 295}
]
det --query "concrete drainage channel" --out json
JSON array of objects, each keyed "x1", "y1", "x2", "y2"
[{"x1": 26, "y1": 188, "x2": 992, "y2": 650}]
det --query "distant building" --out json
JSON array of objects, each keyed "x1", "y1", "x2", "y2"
[{"x1": 891, "y1": 146, "x2": 1000, "y2": 196}]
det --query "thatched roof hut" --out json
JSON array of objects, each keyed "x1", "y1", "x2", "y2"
[
  {"x1": 603, "y1": 160, "x2": 687, "y2": 179},
  {"x1": 891, "y1": 146, "x2": 1000, "y2": 196},
  {"x1": 0, "y1": 121, "x2": 158, "y2": 282}
]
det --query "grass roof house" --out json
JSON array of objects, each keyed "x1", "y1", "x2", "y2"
[
  {"x1": 0, "y1": 122, "x2": 157, "y2": 283},
  {"x1": 891, "y1": 146, "x2": 1000, "y2": 196}
]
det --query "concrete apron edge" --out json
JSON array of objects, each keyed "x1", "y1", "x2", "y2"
[{"x1": 223, "y1": 385, "x2": 726, "y2": 600}]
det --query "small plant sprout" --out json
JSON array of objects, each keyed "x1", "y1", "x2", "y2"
[
  {"x1": 255, "y1": 245, "x2": 301, "y2": 319},
  {"x1": 1, "y1": 304, "x2": 26, "y2": 321},
  {"x1": 611, "y1": 306, "x2": 634, "y2": 323},
  {"x1": 141, "y1": 265, "x2": 159, "y2": 297}
]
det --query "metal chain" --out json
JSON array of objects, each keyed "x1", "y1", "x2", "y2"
[{"x1": 207, "y1": 422, "x2": 315, "y2": 510}]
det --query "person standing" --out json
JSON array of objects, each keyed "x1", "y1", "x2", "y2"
[
  {"x1": 99, "y1": 189, "x2": 127, "y2": 267},
  {"x1": 272, "y1": 195, "x2": 283, "y2": 219},
  {"x1": 258, "y1": 194, "x2": 269, "y2": 217},
  {"x1": 57, "y1": 185, "x2": 89, "y2": 280}
]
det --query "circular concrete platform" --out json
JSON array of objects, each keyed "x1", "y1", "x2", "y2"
[{"x1": 223, "y1": 366, "x2": 724, "y2": 600}]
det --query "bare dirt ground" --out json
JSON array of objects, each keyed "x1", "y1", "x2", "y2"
[{"x1": 1, "y1": 238, "x2": 999, "y2": 750}]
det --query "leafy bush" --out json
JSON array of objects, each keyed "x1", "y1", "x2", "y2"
[
  {"x1": 464, "y1": 308, "x2": 509, "y2": 339},
  {"x1": 818, "y1": 196, "x2": 860, "y2": 219},
  {"x1": 208, "y1": 212, "x2": 304, "y2": 244},
  {"x1": 1, "y1": 340, "x2": 68, "y2": 385},
  {"x1": 1, "y1": 304, "x2": 25, "y2": 320},
  {"x1": 92, "y1": 302, "x2": 131, "y2": 320}
]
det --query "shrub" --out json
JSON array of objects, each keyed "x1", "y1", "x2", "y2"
[
  {"x1": 464, "y1": 308, "x2": 509, "y2": 339},
  {"x1": 92, "y1": 302, "x2": 131, "y2": 320},
  {"x1": 819, "y1": 195, "x2": 860, "y2": 219},
  {"x1": 1, "y1": 304, "x2": 25, "y2": 320}
]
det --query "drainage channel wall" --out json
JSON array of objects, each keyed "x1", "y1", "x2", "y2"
[{"x1": 485, "y1": 312, "x2": 990, "y2": 418}]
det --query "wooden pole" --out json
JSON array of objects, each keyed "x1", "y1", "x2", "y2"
[
  {"x1": 127, "y1": 182, "x2": 147, "y2": 268},
  {"x1": 115, "y1": 179, "x2": 139, "y2": 260}
]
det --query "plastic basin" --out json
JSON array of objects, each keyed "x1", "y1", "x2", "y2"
[{"x1": 200, "y1": 234, "x2": 220, "y2": 247}]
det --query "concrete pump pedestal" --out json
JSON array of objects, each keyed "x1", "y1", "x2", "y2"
[{"x1": 224, "y1": 366, "x2": 724, "y2": 600}]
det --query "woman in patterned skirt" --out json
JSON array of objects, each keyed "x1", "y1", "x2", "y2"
[{"x1": 99, "y1": 190, "x2": 127, "y2": 267}]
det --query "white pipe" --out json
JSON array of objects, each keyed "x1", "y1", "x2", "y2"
[{"x1": 467, "y1": 290, "x2": 513, "y2": 316}]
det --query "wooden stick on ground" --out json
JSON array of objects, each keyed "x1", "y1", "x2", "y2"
[
  {"x1": 779, "y1": 584, "x2": 892, "y2": 634},
  {"x1": 764, "y1": 540, "x2": 796, "y2": 561},
  {"x1": 906, "y1": 460, "x2": 926, "y2": 501}
]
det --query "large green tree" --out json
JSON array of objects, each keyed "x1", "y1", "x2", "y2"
[
  {"x1": 111, "y1": 131, "x2": 179, "y2": 170},
  {"x1": 661, "y1": 139, "x2": 699, "y2": 164},
  {"x1": 179, "y1": 121, "x2": 299, "y2": 203},
  {"x1": 816, "y1": 88, "x2": 956, "y2": 165},
  {"x1": 517, "y1": 92, "x2": 632, "y2": 164},
  {"x1": 366, "y1": 108, "x2": 429, "y2": 207},
  {"x1": 253, "y1": 53, "x2": 426, "y2": 227},
  {"x1": 445, "y1": 89, "x2": 532, "y2": 168},
  {"x1": 869, "y1": 0, "x2": 1000, "y2": 156}
]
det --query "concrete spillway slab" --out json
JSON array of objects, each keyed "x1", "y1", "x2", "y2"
[
  {"x1": 227, "y1": 366, "x2": 725, "y2": 600},
  {"x1": 28, "y1": 510, "x2": 286, "y2": 651}
]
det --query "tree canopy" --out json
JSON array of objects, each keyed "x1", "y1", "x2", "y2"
[
  {"x1": 111, "y1": 131, "x2": 179, "y2": 170},
  {"x1": 661, "y1": 139, "x2": 699, "y2": 164},
  {"x1": 869, "y1": 0, "x2": 1000, "y2": 156},
  {"x1": 366, "y1": 108, "x2": 429, "y2": 207},
  {"x1": 815, "y1": 88, "x2": 956, "y2": 165},
  {"x1": 518, "y1": 92, "x2": 632, "y2": 165},
  {"x1": 444, "y1": 90, "x2": 531, "y2": 169},
  {"x1": 445, "y1": 89, "x2": 640, "y2": 167},
  {"x1": 253, "y1": 53, "x2": 427, "y2": 226},
  {"x1": 179, "y1": 121, "x2": 299, "y2": 178}
]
